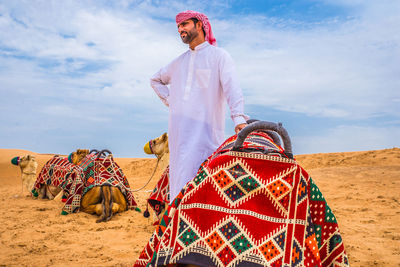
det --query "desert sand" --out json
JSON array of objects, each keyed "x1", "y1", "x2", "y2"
[{"x1": 0, "y1": 147, "x2": 399, "y2": 266}]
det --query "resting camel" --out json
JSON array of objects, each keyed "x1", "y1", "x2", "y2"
[
  {"x1": 11, "y1": 154, "x2": 38, "y2": 196},
  {"x1": 37, "y1": 149, "x2": 90, "y2": 200},
  {"x1": 34, "y1": 149, "x2": 134, "y2": 223}
]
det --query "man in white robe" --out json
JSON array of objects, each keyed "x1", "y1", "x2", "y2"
[{"x1": 150, "y1": 10, "x2": 248, "y2": 201}]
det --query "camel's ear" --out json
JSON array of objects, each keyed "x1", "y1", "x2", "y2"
[{"x1": 162, "y1": 132, "x2": 168, "y2": 141}]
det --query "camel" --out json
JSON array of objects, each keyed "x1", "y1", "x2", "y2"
[
  {"x1": 143, "y1": 133, "x2": 170, "y2": 222},
  {"x1": 81, "y1": 185, "x2": 127, "y2": 223},
  {"x1": 34, "y1": 149, "x2": 136, "y2": 222},
  {"x1": 37, "y1": 149, "x2": 91, "y2": 201},
  {"x1": 70, "y1": 149, "x2": 90, "y2": 165},
  {"x1": 135, "y1": 121, "x2": 349, "y2": 267},
  {"x1": 36, "y1": 149, "x2": 90, "y2": 201},
  {"x1": 11, "y1": 155, "x2": 38, "y2": 196},
  {"x1": 144, "y1": 132, "x2": 169, "y2": 171}
]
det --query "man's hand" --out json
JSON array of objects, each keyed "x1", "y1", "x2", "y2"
[{"x1": 235, "y1": 123, "x2": 247, "y2": 134}]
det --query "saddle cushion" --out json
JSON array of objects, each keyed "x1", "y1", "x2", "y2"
[{"x1": 135, "y1": 132, "x2": 348, "y2": 267}]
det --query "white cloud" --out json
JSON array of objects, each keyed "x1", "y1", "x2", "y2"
[
  {"x1": 0, "y1": 0, "x2": 399, "y2": 155},
  {"x1": 215, "y1": 2, "x2": 400, "y2": 119},
  {"x1": 2, "y1": 1, "x2": 398, "y2": 119}
]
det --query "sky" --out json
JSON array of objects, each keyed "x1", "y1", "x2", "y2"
[{"x1": 0, "y1": 0, "x2": 399, "y2": 157}]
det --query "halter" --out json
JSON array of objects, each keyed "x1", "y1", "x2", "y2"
[
  {"x1": 132, "y1": 139, "x2": 162, "y2": 192},
  {"x1": 131, "y1": 157, "x2": 160, "y2": 192},
  {"x1": 148, "y1": 141, "x2": 156, "y2": 156}
]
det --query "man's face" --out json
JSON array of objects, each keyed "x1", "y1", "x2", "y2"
[{"x1": 178, "y1": 19, "x2": 199, "y2": 44}]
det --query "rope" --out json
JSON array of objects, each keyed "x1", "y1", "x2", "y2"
[{"x1": 131, "y1": 158, "x2": 160, "y2": 192}]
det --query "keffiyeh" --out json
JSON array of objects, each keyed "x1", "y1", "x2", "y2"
[{"x1": 176, "y1": 10, "x2": 217, "y2": 46}]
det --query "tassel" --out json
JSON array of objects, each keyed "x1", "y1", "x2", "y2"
[
  {"x1": 11, "y1": 156, "x2": 20, "y2": 166},
  {"x1": 143, "y1": 203, "x2": 150, "y2": 218},
  {"x1": 31, "y1": 189, "x2": 38, "y2": 197}
]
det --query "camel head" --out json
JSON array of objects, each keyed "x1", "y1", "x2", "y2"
[
  {"x1": 144, "y1": 133, "x2": 169, "y2": 158},
  {"x1": 69, "y1": 149, "x2": 90, "y2": 165},
  {"x1": 17, "y1": 155, "x2": 37, "y2": 169}
]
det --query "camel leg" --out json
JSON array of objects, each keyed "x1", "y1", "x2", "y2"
[
  {"x1": 46, "y1": 185, "x2": 61, "y2": 200},
  {"x1": 111, "y1": 187, "x2": 127, "y2": 213},
  {"x1": 112, "y1": 203, "x2": 126, "y2": 213},
  {"x1": 111, "y1": 203, "x2": 120, "y2": 213},
  {"x1": 81, "y1": 187, "x2": 102, "y2": 214},
  {"x1": 53, "y1": 190, "x2": 63, "y2": 201},
  {"x1": 81, "y1": 203, "x2": 103, "y2": 215},
  {"x1": 26, "y1": 174, "x2": 36, "y2": 197},
  {"x1": 38, "y1": 186, "x2": 47, "y2": 199}
]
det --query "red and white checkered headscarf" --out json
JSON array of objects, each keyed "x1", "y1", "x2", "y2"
[{"x1": 176, "y1": 10, "x2": 217, "y2": 46}]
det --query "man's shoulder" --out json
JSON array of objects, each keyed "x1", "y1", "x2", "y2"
[
  {"x1": 161, "y1": 50, "x2": 190, "y2": 71},
  {"x1": 168, "y1": 50, "x2": 190, "y2": 65},
  {"x1": 205, "y1": 44, "x2": 230, "y2": 56},
  {"x1": 206, "y1": 45, "x2": 233, "y2": 63}
]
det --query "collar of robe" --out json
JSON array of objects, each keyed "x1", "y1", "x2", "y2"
[{"x1": 190, "y1": 41, "x2": 209, "y2": 52}]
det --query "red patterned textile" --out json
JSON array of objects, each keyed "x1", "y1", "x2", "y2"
[
  {"x1": 134, "y1": 132, "x2": 348, "y2": 267},
  {"x1": 147, "y1": 166, "x2": 170, "y2": 216},
  {"x1": 84, "y1": 155, "x2": 137, "y2": 209},
  {"x1": 33, "y1": 153, "x2": 137, "y2": 213},
  {"x1": 33, "y1": 156, "x2": 85, "y2": 214}
]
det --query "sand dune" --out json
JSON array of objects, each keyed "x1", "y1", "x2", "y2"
[{"x1": 0, "y1": 148, "x2": 399, "y2": 266}]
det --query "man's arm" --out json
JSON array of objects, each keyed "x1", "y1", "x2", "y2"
[
  {"x1": 219, "y1": 50, "x2": 249, "y2": 133},
  {"x1": 150, "y1": 67, "x2": 171, "y2": 107}
]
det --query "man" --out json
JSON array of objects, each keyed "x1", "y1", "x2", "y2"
[{"x1": 150, "y1": 10, "x2": 248, "y2": 201}]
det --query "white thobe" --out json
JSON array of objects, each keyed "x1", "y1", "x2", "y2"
[{"x1": 151, "y1": 41, "x2": 247, "y2": 201}]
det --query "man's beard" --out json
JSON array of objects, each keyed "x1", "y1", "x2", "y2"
[{"x1": 180, "y1": 26, "x2": 199, "y2": 44}]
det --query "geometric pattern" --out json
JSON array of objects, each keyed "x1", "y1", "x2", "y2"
[
  {"x1": 267, "y1": 179, "x2": 290, "y2": 199},
  {"x1": 33, "y1": 155, "x2": 86, "y2": 214},
  {"x1": 227, "y1": 164, "x2": 247, "y2": 179},
  {"x1": 87, "y1": 154, "x2": 137, "y2": 210},
  {"x1": 84, "y1": 154, "x2": 137, "y2": 209},
  {"x1": 259, "y1": 240, "x2": 279, "y2": 261},
  {"x1": 33, "y1": 152, "x2": 137, "y2": 214},
  {"x1": 135, "y1": 131, "x2": 349, "y2": 267},
  {"x1": 213, "y1": 169, "x2": 233, "y2": 189},
  {"x1": 273, "y1": 231, "x2": 286, "y2": 251},
  {"x1": 205, "y1": 231, "x2": 224, "y2": 252},
  {"x1": 178, "y1": 227, "x2": 199, "y2": 246},
  {"x1": 219, "y1": 221, "x2": 240, "y2": 240},
  {"x1": 147, "y1": 166, "x2": 170, "y2": 216}
]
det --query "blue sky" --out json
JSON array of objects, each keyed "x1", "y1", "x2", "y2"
[{"x1": 0, "y1": 0, "x2": 399, "y2": 157}]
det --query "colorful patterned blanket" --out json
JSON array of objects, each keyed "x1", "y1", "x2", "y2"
[
  {"x1": 135, "y1": 132, "x2": 348, "y2": 267},
  {"x1": 33, "y1": 155, "x2": 86, "y2": 214},
  {"x1": 146, "y1": 166, "x2": 170, "y2": 216},
  {"x1": 83, "y1": 155, "x2": 137, "y2": 209},
  {"x1": 33, "y1": 152, "x2": 137, "y2": 214}
]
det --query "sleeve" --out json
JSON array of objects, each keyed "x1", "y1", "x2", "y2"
[
  {"x1": 150, "y1": 65, "x2": 172, "y2": 107},
  {"x1": 219, "y1": 50, "x2": 249, "y2": 125}
]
